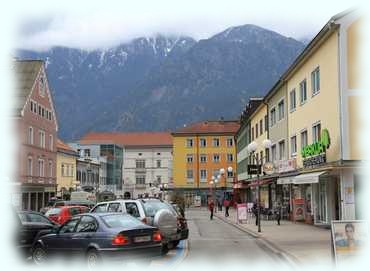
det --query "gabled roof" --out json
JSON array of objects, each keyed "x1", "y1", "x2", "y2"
[
  {"x1": 173, "y1": 120, "x2": 240, "y2": 135},
  {"x1": 79, "y1": 132, "x2": 173, "y2": 147},
  {"x1": 13, "y1": 60, "x2": 43, "y2": 117},
  {"x1": 57, "y1": 138, "x2": 79, "y2": 156}
]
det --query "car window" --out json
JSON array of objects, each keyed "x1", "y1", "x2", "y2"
[
  {"x1": 27, "y1": 213, "x2": 53, "y2": 224},
  {"x1": 18, "y1": 213, "x2": 29, "y2": 223},
  {"x1": 108, "y1": 203, "x2": 122, "y2": 212},
  {"x1": 69, "y1": 207, "x2": 82, "y2": 216},
  {"x1": 75, "y1": 216, "x2": 98, "y2": 233},
  {"x1": 59, "y1": 218, "x2": 79, "y2": 234},
  {"x1": 45, "y1": 208, "x2": 62, "y2": 216},
  {"x1": 101, "y1": 214, "x2": 142, "y2": 228},
  {"x1": 55, "y1": 202, "x2": 65, "y2": 207},
  {"x1": 125, "y1": 202, "x2": 140, "y2": 217},
  {"x1": 91, "y1": 204, "x2": 107, "y2": 213}
]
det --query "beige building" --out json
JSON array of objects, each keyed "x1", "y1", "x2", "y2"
[{"x1": 56, "y1": 139, "x2": 79, "y2": 198}]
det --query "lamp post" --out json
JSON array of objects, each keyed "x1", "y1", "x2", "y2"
[
  {"x1": 219, "y1": 167, "x2": 233, "y2": 207},
  {"x1": 210, "y1": 176, "x2": 219, "y2": 213},
  {"x1": 247, "y1": 139, "x2": 272, "y2": 233}
]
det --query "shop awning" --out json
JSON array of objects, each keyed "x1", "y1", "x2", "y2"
[
  {"x1": 292, "y1": 171, "x2": 327, "y2": 184},
  {"x1": 277, "y1": 177, "x2": 294, "y2": 185}
]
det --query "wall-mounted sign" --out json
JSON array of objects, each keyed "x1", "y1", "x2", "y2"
[
  {"x1": 293, "y1": 198, "x2": 305, "y2": 221},
  {"x1": 247, "y1": 164, "x2": 261, "y2": 175},
  {"x1": 276, "y1": 159, "x2": 297, "y2": 173},
  {"x1": 302, "y1": 129, "x2": 330, "y2": 168},
  {"x1": 263, "y1": 162, "x2": 275, "y2": 175}
]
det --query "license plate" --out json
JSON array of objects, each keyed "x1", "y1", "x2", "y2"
[{"x1": 134, "y1": 236, "x2": 151, "y2": 243}]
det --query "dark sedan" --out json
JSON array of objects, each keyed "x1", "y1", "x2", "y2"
[
  {"x1": 31, "y1": 213, "x2": 163, "y2": 266},
  {"x1": 17, "y1": 211, "x2": 58, "y2": 257}
]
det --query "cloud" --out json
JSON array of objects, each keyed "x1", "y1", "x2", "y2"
[{"x1": 14, "y1": 0, "x2": 357, "y2": 51}]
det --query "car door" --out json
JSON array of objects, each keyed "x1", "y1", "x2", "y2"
[
  {"x1": 71, "y1": 215, "x2": 99, "y2": 255},
  {"x1": 46, "y1": 218, "x2": 80, "y2": 254}
]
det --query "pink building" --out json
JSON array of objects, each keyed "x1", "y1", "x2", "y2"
[{"x1": 14, "y1": 60, "x2": 58, "y2": 211}]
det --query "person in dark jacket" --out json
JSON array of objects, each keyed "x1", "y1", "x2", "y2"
[
  {"x1": 252, "y1": 202, "x2": 259, "y2": 226},
  {"x1": 275, "y1": 204, "x2": 282, "y2": 225},
  {"x1": 224, "y1": 199, "x2": 230, "y2": 217},
  {"x1": 209, "y1": 200, "x2": 215, "y2": 220}
]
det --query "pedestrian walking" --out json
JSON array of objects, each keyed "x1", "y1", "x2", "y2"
[
  {"x1": 208, "y1": 200, "x2": 215, "y2": 220},
  {"x1": 225, "y1": 200, "x2": 230, "y2": 217},
  {"x1": 275, "y1": 204, "x2": 282, "y2": 225},
  {"x1": 252, "y1": 202, "x2": 259, "y2": 226}
]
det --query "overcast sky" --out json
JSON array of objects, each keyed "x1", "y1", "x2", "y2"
[{"x1": 15, "y1": 0, "x2": 358, "y2": 51}]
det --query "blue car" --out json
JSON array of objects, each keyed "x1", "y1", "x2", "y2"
[{"x1": 31, "y1": 213, "x2": 163, "y2": 266}]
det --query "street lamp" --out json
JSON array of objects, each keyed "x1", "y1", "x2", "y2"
[
  {"x1": 209, "y1": 177, "x2": 218, "y2": 213},
  {"x1": 247, "y1": 139, "x2": 272, "y2": 233}
]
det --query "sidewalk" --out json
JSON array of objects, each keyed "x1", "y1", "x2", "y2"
[{"x1": 214, "y1": 207, "x2": 332, "y2": 265}]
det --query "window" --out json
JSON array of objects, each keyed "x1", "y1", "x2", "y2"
[
  {"x1": 186, "y1": 138, "x2": 193, "y2": 148},
  {"x1": 278, "y1": 99, "x2": 285, "y2": 120},
  {"x1": 38, "y1": 105, "x2": 41, "y2": 115},
  {"x1": 227, "y1": 153, "x2": 233, "y2": 162},
  {"x1": 125, "y1": 203, "x2": 140, "y2": 217},
  {"x1": 39, "y1": 130, "x2": 45, "y2": 148},
  {"x1": 213, "y1": 138, "x2": 220, "y2": 147},
  {"x1": 301, "y1": 130, "x2": 308, "y2": 150},
  {"x1": 28, "y1": 127, "x2": 33, "y2": 145},
  {"x1": 278, "y1": 140, "x2": 285, "y2": 160},
  {"x1": 270, "y1": 107, "x2": 276, "y2": 126},
  {"x1": 312, "y1": 122, "x2": 321, "y2": 143},
  {"x1": 290, "y1": 89, "x2": 296, "y2": 111},
  {"x1": 156, "y1": 160, "x2": 161, "y2": 168},
  {"x1": 271, "y1": 145, "x2": 277, "y2": 161},
  {"x1": 108, "y1": 203, "x2": 122, "y2": 212},
  {"x1": 251, "y1": 127, "x2": 254, "y2": 140},
  {"x1": 30, "y1": 101, "x2": 34, "y2": 113},
  {"x1": 213, "y1": 154, "x2": 220, "y2": 163},
  {"x1": 41, "y1": 107, "x2": 45, "y2": 118},
  {"x1": 264, "y1": 115, "x2": 268, "y2": 131},
  {"x1": 27, "y1": 157, "x2": 33, "y2": 176},
  {"x1": 265, "y1": 148, "x2": 270, "y2": 162},
  {"x1": 300, "y1": 79, "x2": 307, "y2": 104},
  {"x1": 186, "y1": 170, "x2": 193, "y2": 179},
  {"x1": 227, "y1": 171, "x2": 233, "y2": 178},
  {"x1": 38, "y1": 159, "x2": 44, "y2": 177},
  {"x1": 200, "y1": 154, "x2": 207, "y2": 163},
  {"x1": 291, "y1": 136, "x2": 297, "y2": 156},
  {"x1": 156, "y1": 176, "x2": 162, "y2": 184},
  {"x1": 71, "y1": 165, "x2": 74, "y2": 177},
  {"x1": 200, "y1": 169, "x2": 207, "y2": 180},
  {"x1": 91, "y1": 204, "x2": 107, "y2": 213},
  {"x1": 136, "y1": 159, "x2": 145, "y2": 169},
  {"x1": 259, "y1": 119, "x2": 263, "y2": 135},
  {"x1": 187, "y1": 154, "x2": 193, "y2": 163},
  {"x1": 84, "y1": 149, "x2": 90, "y2": 157},
  {"x1": 76, "y1": 216, "x2": 98, "y2": 232},
  {"x1": 255, "y1": 123, "x2": 258, "y2": 139},
  {"x1": 227, "y1": 138, "x2": 233, "y2": 147},
  {"x1": 59, "y1": 218, "x2": 79, "y2": 234},
  {"x1": 61, "y1": 164, "x2": 65, "y2": 176},
  {"x1": 255, "y1": 153, "x2": 259, "y2": 164},
  {"x1": 136, "y1": 175, "x2": 146, "y2": 184},
  {"x1": 200, "y1": 138, "x2": 207, "y2": 147},
  {"x1": 49, "y1": 160, "x2": 53, "y2": 177},
  {"x1": 49, "y1": 135, "x2": 53, "y2": 150},
  {"x1": 311, "y1": 67, "x2": 320, "y2": 95}
]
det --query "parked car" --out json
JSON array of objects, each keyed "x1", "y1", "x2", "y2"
[
  {"x1": 17, "y1": 211, "x2": 58, "y2": 257},
  {"x1": 31, "y1": 213, "x2": 162, "y2": 266},
  {"x1": 45, "y1": 206, "x2": 89, "y2": 225},
  {"x1": 90, "y1": 198, "x2": 183, "y2": 250},
  {"x1": 40, "y1": 200, "x2": 95, "y2": 214},
  {"x1": 169, "y1": 204, "x2": 189, "y2": 247}
]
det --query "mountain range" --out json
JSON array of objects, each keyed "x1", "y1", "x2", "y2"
[{"x1": 18, "y1": 24, "x2": 305, "y2": 141}]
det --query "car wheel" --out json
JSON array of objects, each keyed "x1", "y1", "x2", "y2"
[
  {"x1": 161, "y1": 243, "x2": 169, "y2": 255},
  {"x1": 32, "y1": 244, "x2": 47, "y2": 265},
  {"x1": 171, "y1": 240, "x2": 180, "y2": 248},
  {"x1": 86, "y1": 248, "x2": 101, "y2": 268}
]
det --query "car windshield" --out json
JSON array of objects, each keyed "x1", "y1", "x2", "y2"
[
  {"x1": 101, "y1": 214, "x2": 143, "y2": 228},
  {"x1": 45, "y1": 208, "x2": 62, "y2": 216},
  {"x1": 142, "y1": 200, "x2": 175, "y2": 217}
]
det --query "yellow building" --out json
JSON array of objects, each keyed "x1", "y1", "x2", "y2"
[
  {"x1": 56, "y1": 139, "x2": 79, "y2": 199},
  {"x1": 172, "y1": 120, "x2": 239, "y2": 206}
]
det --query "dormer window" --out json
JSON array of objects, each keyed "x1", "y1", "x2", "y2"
[{"x1": 39, "y1": 75, "x2": 46, "y2": 97}]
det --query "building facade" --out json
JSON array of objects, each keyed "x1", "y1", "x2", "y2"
[
  {"x1": 76, "y1": 157, "x2": 100, "y2": 192},
  {"x1": 235, "y1": 10, "x2": 362, "y2": 226},
  {"x1": 172, "y1": 121, "x2": 239, "y2": 206},
  {"x1": 56, "y1": 139, "x2": 79, "y2": 199},
  {"x1": 13, "y1": 60, "x2": 58, "y2": 211}
]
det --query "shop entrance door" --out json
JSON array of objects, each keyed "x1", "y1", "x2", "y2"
[{"x1": 318, "y1": 180, "x2": 328, "y2": 223}]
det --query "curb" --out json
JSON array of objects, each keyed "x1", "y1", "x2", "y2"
[{"x1": 215, "y1": 214, "x2": 300, "y2": 268}]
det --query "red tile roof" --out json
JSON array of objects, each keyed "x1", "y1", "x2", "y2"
[
  {"x1": 79, "y1": 132, "x2": 173, "y2": 147},
  {"x1": 57, "y1": 138, "x2": 78, "y2": 155},
  {"x1": 173, "y1": 120, "x2": 240, "y2": 135}
]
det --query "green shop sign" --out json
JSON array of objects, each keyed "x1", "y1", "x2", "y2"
[{"x1": 301, "y1": 129, "x2": 330, "y2": 158}]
